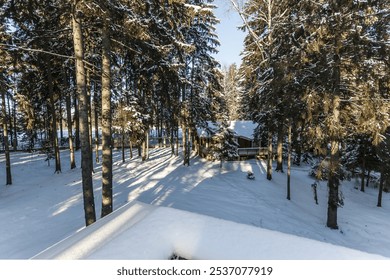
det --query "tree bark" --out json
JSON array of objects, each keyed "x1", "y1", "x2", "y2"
[
  {"x1": 287, "y1": 121, "x2": 292, "y2": 200},
  {"x1": 94, "y1": 89, "x2": 100, "y2": 163},
  {"x1": 267, "y1": 130, "x2": 273, "y2": 180},
  {"x1": 64, "y1": 71, "x2": 76, "y2": 169},
  {"x1": 276, "y1": 122, "x2": 284, "y2": 172},
  {"x1": 2, "y1": 90, "x2": 12, "y2": 185},
  {"x1": 72, "y1": 2, "x2": 96, "y2": 226},
  {"x1": 327, "y1": 138, "x2": 340, "y2": 229},
  {"x1": 74, "y1": 94, "x2": 80, "y2": 151},
  {"x1": 46, "y1": 58, "x2": 61, "y2": 173},
  {"x1": 326, "y1": 8, "x2": 342, "y2": 229},
  {"x1": 129, "y1": 137, "x2": 133, "y2": 159},
  {"x1": 12, "y1": 99, "x2": 17, "y2": 151},
  {"x1": 100, "y1": 13, "x2": 113, "y2": 218},
  {"x1": 360, "y1": 140, "x2": 366, "y2": 192},
  {"x1": 377, "y1": 165, "x2": 385, "y2": 207},
  {"x1": 183, "y1": 124, "x2": 190, "y2": 166},
  {"x1": 121, "y1": 127, "x2": 125, "y2": 163}
]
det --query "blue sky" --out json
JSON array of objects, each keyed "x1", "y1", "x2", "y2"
[{"x1": 213, "y1": 0, "x2": 246, "y2": 67}]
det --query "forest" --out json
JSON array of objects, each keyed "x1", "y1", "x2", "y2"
[{"x1": 0, "y1": 0, "x2": 389, "y2": 234}]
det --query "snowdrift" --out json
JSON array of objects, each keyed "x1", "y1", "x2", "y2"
[{"x1": 33, "y1": 201, "x2": 387, "y2": 260}]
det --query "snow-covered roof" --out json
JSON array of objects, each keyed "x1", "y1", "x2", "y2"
[
  {"x1": 228, "y1": 121, "x2": 256, "y2": 140},
  {"x1": 198, "y1": 120, "x2": 256, "y2": 140},
  {"x1": 33, "y1": 201, "x2": 387, "y2": 260}
]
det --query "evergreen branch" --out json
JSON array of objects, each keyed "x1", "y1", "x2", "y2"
[
  {"x1": 0, "y1": 43, "x2": 98, "y2": 72},
  {"x1": 0, "y1": 43, "x2": 74, "y2": 60},
  {"x1": 229, "y1": 0, "x2": 266, "y2": 62},
  {"x1": 110, "y1": 38, "x2": 142, "y2": 55}
]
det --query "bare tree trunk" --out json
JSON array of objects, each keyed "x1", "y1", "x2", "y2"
[
  {"x1": 58, "y1": 92, "x2": 63, "y2": 143},
  {"x1": 121, "y1": 127, "x2": 125, "y2": 163},
  {"x1": 12, "y1": 99, "x2": 17, "y2": 151},
  {"x1": 64, "y1": 71, "x2": 76, "y2": 169},
  {"x1": 267, "y1": 130, "x2": 273, "y2": 180},
  {"x1": 94, "y1": 90, "x2": 100, "y2": 163},
  {"x1": 2, "y1": 91, "x2": 12, "y2": 185},
  {"x1": 141, "y1": 129, "x2": 149, "y2": 161},
  {"x1": 170, "y1": 128, "x2": 175, "y2": 156},
  {"x1": 360, "y1": 140, "x2": 366, "y2": 192},
  {"x1": 182, "y1": 124, "x2": 189, "y2": 166},
  {"x1": 327, "y1": 137, "x2": 340, "y2": 229},
  {"x1": 175, "y1": 129, "x2": 179, "y2": 156},
  {"x1": 6, "y1": 93, "x2": 13, "y2": 148},
  {"x1": 74, "y1": 94, "x2": 80, "y2": 151},
  {"x1": 377, "y1": 166, "x2": 385, "y2": 207},
  {"x1": 87, "y1": 72, "x2": 93, "y2": 154},
  {"x1": 287, "y1": 121, "x2": 292, "y2": 200},
  {"x1": 326, "y1": 9, "x2": 344, "y2": 227},
  {"x1": 129, "y1": 137, "x2": 133, "y2": 159},
  {"x1": 142, "y1": 138, "x2": 147, "y2": 161},
  {"x1": 100, "y1": 13, "x2": 113, "y2": 218},
  {"x1": 46, "y1": 58, "x2": 61, "y2": 173},
  {"x1": 276, "y1": 123, "x2": 284, "y2": 172},
  {"x1": 72, "y1": 2, "x2": 96, "y2": 226}
]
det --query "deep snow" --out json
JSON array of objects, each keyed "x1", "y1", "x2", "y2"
[{"x1": 0, "y1": 148, "x2": 389, "y2": 259}]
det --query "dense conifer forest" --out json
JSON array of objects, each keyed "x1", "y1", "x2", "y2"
[{"x1": 0, "y1": 0, "x2": 389, "y2": 232}]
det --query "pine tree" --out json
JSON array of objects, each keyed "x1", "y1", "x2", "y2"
[
  {"x1": 237, "y1": 0, "x2": 296, "y2": 180},
  {"x1": 298, "y1": 0, "x2": 389, "y2": 228},
  {"x1": 0, "y1": 7, "x2": 12, "y2": 185},
  {"x1": 223, "y1": 64, "x2": 242, "y2": 120},
  {"x1": 212, "y1": 120, "x2": 239, "y2": 168}
]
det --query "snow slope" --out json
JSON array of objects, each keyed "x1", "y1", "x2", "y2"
[
  {"x1": 0, "y1": 148, "x2": 389, "y2": 259},
  {"x1": 33, "y1": 201, "x2": 386, "y2": 260}
]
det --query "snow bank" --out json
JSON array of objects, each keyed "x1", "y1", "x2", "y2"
[{"x1": 33, "y1": 201, "x2": 387, "y2": 260}]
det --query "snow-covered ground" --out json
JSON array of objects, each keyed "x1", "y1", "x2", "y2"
[{"x1": 0, "y1": 148, "x2": 389, "y2": 259}]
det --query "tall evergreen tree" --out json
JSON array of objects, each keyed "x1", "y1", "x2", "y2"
[
  {"x1": 100, "y1": 0, "x2": 113, "y2": 218},
  {"x1": 0, "y1": 7, "x2": 12, "y2": 185},
  {"x1": 72, "y1": 0, "x2": 96, "y2": 226}
]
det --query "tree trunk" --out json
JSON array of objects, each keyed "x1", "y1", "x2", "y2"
[
  {"x1": 94, "y1": 90, "x2": 100, "y2": 163},
  {"x1": 146, "y1": 129, "x2": 149, "y2": 159},
  {"x1": 326, "y1": 99, "x2": 341, "y2": 229},
  {"x1": 142, "y1": 139, "x2": 147, "y2": 161},
  {"x1": 276, "y1": 122, "x2": 284, "y2": 172},
  {"x1": 100, "y1": 14, "x2": 113, "y2": 218},
  {"x1": 377, "y1": 165, "x2": 385, "y2": 207},
  {"x1": 141, "y1": 129, "x2": 149, "y2": 161},
  {"x1": 360, "y1": 140, "x2": 366, "y2": 192},
  {"x1": 58, "y1": 92, "x2": 63, "y2": 143},
  {"x1": 129, "y1": 137, "x2": 133, "y2": 159},
  {"x1": 12, "y1": 100, "x2": 17, "y2": 151},
  {"x1": 267, "y1": 130, "x2": 273, "y2": 180},
  {"x1": 64, "y1": 71, "x2": 76, "y2": 169},
  {"x1": 327, "y1": 138, "x2": 340, "y2": 230},
  {"x1": 74, "y1": 94, "x2": 80, "y2": 151},
  {"x1": 327, "y1": 17, "x2": 342, "y2": 229},
  {"x1": 170, "y1": 128, "x2": 175, "y2": 156},
  {"x1": 287, "y1": 121, "x2": 292, "y2": 200},
  {"x1": 2, "y1": 91, "x2": 12, "y2": 185},
  {"x1": 46, "y1": 58, "x2": 61, "y2": 173},
  {"x1": 121, "y1": 127, "x2": 125, "y2": 163},
  {"x1": 6, "y1": 93, "x2": 13, "y2": 148},
  {"x1": 72, "y1": 3, "x2": 96, "y2": 226},
  {"x1": 175, "y1": 129, "x2": 179, "y2": 156},
  {"x1": 183, "y1": 124, "x2": 190, "y2": 166}
]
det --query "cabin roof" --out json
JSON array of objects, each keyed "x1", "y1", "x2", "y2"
[{"x1": 198, "y1": 120, "x2": 256, "y2": 140}]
